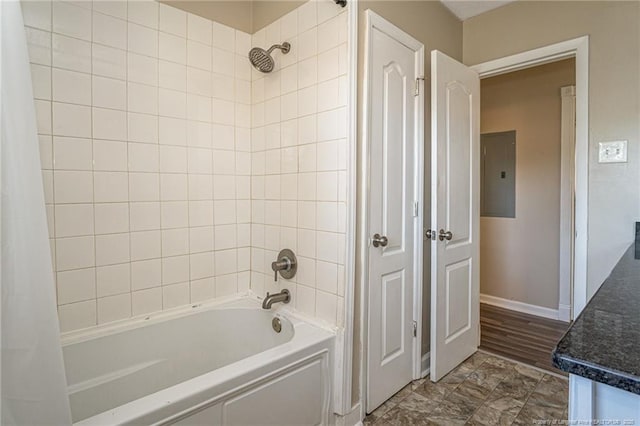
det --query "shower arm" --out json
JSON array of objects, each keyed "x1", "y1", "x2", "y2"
[{"x1": 266, "y1": 43, "x2": 290, "y2": 54}]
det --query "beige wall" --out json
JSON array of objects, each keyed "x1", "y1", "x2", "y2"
[
  {"x1": 161, "y1": 0, "x2": 306, "y2": 33},
  {"x1": 480, "y1": 59, "x2": 575, "y2": 309},
  {"x1": 251, "y1": 1, "x2": 306, "y2": 31},
  {"x1": 161, "y1": 0, "x2": 253, "y2": 33},
  {"x1": 353, "y1": 0, "x2": 462, "y2": 402},
  {"x1": 464, "y1": 1, "x2": 640, "y2": 300}
]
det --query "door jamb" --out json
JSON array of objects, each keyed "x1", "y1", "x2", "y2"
[
  {"x1": 471, "y1": 36, "x2": 590, "y2": 318},
  {"x1": 359, "y1": 9, "x2": 425, "y2": 415}
]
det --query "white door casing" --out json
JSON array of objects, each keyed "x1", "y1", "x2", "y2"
[
  {"x1": 364, "y1": 11, "x2": 424, "y2": 413},
  {"x1": 430, "y1": 50, "x2": 480, "y2": 382}
]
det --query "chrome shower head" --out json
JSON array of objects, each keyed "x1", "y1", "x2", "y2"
[{"x1": 249, "y1": 42, "x2": 291, "y2": 73}]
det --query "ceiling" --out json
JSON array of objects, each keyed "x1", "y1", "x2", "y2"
[{"x1": 440, "y1": 0, "x2": 516, "y2": 21}]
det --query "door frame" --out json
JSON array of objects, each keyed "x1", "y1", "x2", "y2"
[
  {"x1": 360, "y1": 9, "x2": 425, "y2": 413},
  {"x1": 471, "y1": 36, "x2": 589, "y2": 318}
]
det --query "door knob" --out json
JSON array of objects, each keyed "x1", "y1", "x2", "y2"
[
  {"x1": 372, "y1": 233, "x2": 388, "y2": 248},
  {"x1": 438, "y1": 229, "x2": 453, "y2": 241},
  {"x1": 425, "y1": 229, "x2": 436, "y2": 240}
]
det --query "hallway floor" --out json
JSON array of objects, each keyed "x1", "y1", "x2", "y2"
[
  {"x1": 364, "y1": 352, "x2": 568, "y2": 425},
  {"x1": 480, "y1": 303, "x2": 569, "y2": 374}
]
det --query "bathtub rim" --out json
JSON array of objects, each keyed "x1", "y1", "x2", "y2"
[{"x1": 61, "y1": 293, "x2": 336, "y2": 346}]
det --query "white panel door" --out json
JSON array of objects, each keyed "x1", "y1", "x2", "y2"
[
  {"x1": 366, "y1": 12, "x2": 423, "y2": 413},
  {"x1": 430, "y1": 50, "x2": 480, "y2": 382}
]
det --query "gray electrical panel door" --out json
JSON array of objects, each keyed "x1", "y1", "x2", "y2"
[{"x1": 481, "y1": 131, "x2": 516, "y2": 218}]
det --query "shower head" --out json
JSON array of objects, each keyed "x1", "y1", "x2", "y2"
[{"x1": 249, "y1": 42, "x2": 291, "y2": 73}]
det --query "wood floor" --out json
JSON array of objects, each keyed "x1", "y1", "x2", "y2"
[{"x1": 480, "y1": 303, "x2": 569, "y2": 374}]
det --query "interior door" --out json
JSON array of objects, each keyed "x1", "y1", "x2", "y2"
[
  {"x1": 366, "y1": 12, "x2": 423, "y2": 413},
  {"x1": 429, "y1": 50, "x2": 480, "y2": 382}
]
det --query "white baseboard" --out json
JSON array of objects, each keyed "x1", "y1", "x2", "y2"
[
  {"x1": 480, "y1": 293, "x2": 562, "y2": 321},
  {"x1": 421, "y1": 352, "x2": 430, "y2": 378},
  {"x1": 558, "y1": 304, "x2": 571, "y2": 322},
  {"x1": 333, "y1": 403, "x2": 363, "y2": 426}
]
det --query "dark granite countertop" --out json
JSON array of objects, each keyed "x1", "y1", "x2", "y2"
[{"x1": 552, "y1": 244, "x2": 640, "y2": 394}]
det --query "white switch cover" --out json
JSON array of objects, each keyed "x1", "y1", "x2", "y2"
[{"x1": 598, "y1": 140, "x2": 628, "y2": 163}]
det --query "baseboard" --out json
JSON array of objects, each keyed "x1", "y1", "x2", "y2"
[
  {"x1": 480, "y1": 293, "x2": 561, "y2": 321},
  {"x1": 558, "y1": 304, "x2": 571, "y2": 322},
  {"x1": 421, "y1": 352, "x2": 430, "y2": 378},
  {"x1": 333, "y1": 403, "x2": 363, "y2": 426}
]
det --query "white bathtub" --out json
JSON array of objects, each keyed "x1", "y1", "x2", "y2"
[{"x1": 62, "y1": 298, "x2": 335, "y2": 425}]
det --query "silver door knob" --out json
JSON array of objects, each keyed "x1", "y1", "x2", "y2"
[
  {"x1": 425, "y1": 229, "x2": 436, "y2": 240},
  {"x1": 439, "y1": 229, "x2": 453, "y2": 241},
  {"x1": 372, "y1": 233, "x2": 388, "y2": 248}
]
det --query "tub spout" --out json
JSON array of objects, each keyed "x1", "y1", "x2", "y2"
[{"x1": 262, "y1": 289, "x2": 291, "y2": 309}]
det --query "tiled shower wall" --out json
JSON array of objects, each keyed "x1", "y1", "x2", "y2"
[
  {"x1": 249, "y1": 1, "x2": 348, "y2": 327},
  {"x1": 24, "y1": 0, "x2": 349, "y2": 332},
  {"x1": 23, "y1": 0, "x2": 253, "y2": 332}
]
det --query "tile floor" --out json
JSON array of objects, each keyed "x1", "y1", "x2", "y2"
[{"x1": 364, "y1": 352, "x2": 568, "y2": 425}]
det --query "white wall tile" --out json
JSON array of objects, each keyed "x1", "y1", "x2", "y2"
[
  {"x1": 93, "y1": 107, "x2": 127, "y2": 140},
  {"x1": 93, "y1": 76, "x2": 126, "y2": 109},
  {"x1": 94, "y1": 171, "x2": 129, "y2": 202},
  {"x1": 128, "y1": 22, "x2": 158, "y2": 56},
  {"x1": 160, "y1": 173, "x2": 188, "y2": 201},
  {"x1": 58, "y1": 300, "x2": 96, "y2": 332},
  {"x1": 130, "y1": 230, "x2": 161, "y2": 261},
  {"x1": 128, "y1": 53, "x2": 158, "y2": 85},
  {"x1": 39, "y1": 0, "x2": 349, "y2": 330},
  {"x1": 31, "y1": 64, "x2": 51, "y2": 100},
  {"x1": 191, "y1": 277, "x2": 214, "y2": 302},
  {"x1": 187, "y1": 40, "x2": 212, "y2": 71},
  {"x1": 162, "y1": 255, "x2": 189, "y2": 284},
  {"x1": 93, "y1": 12, "x2": 127, "y2": 49},
  {"x1": 128, "y1": 113, "x2": 159, "y2": 144},
  {"x1": 212, "y1": 22, "x2": 235, "y2": 52},
  {"x1": 128, "y1": 82, "x2": 158, "y2": 115},
  {"x1": 97, "y1": 293, "x2": 131, "y2": 323},
  {"x1": 159, "y1": 32, "x2": 187, "y2": 64},
  {"x1": 129, "y1": 172, "x2": 160, "y2": 201},
  {"x1": 187, "y1": 13, "x2": 212, "y2": 45},
  {"x1": 159, "y1": 88, "x2": 186, "y2": 118},
  {"x1": 26, "y1": 27, "x2": 52, "y2": 66},
  {"x1": 56, "y1": 236, "x2": 95, "y2": 271},
  {"x1": 159, "y1": 60, "x2": 186, "y2": 91},
  {"x1": 159, "y1": 3, "x2": 186, "y2": 37},
  {"x1": 53, "y1": 102, "x2": 91, "y2": 137},
  {"x1": 94, "y1": 139, "x2": 127, "y2": 171},
  {"x1": 53, "y1": 136, "x2": 92, "y2": 170},
  {"x1": 96, "y1": 263, "x2": 131, "y2": 297},
  {"x1": 132, "y1": 287, "x2": 162, "y2": 315},
  {"x1": 55, "y1": 204, "x2": 94, "y2": 237},
  {"x1": 53, "y1": 1, "x2": 91, "y2": 40},
  {"x1": 95, "y1": 233, "x2": 130, "y2": 266},
  {"x1": 131, "y1": 259, "x2": 162, "y2": 290},
  {"x1": 57, "y1": 268, "x2": 96, "y2": 304},
  {"x1": 52, "y1": 34, "x2": 91, "y2": 72},
  {"x1": 128, "y1": 142, "x2": 159, "y2": 172},
  {"x1": 95, "y1": 203, "x2": 129, "y2": 234},
  {"x1": 130, "y1": 202, "x2": 161, "y2": 231},
  {"x1": 54, "y1": 170, "x2": 93, "y2": 203},
  {"x1": 127, "y1": 0, "x2": 158, "y2": 30},
  {"x1": 93, "y1": 44, "x2": 127, "y2": 80},
  {"x1": 35, "y1": 100, "x2": 52, "y2": 135},
  {"x1": 22, "y1": 0, "x2": 52, "y2": 31},
  {"x1": 93, "y1": 1, "x2": 127, "y2": 20},
  {"x1": 162, "y1": 282, "x2": 189, "y2": 309}
]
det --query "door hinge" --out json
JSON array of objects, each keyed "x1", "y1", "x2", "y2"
[
  {"x1": 413, "y1": 201, "x2": 419, "y2": 217},
  {"x1": 415, "y1": 77, "x2": 425, "y2": 96},
  {"x1": 412, "y1": 321, "x2": 417, "y2": 337}
]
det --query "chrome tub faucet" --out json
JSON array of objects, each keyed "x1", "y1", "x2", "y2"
[{"x1": 262, "y1": 289, "x2": 291, "y2": 309}]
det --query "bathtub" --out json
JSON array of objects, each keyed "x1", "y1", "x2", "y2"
[{"x1": 61, "y1": 297, "x2": 335, "y2": 425}]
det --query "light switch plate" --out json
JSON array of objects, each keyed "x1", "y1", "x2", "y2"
[{"x1": 598, "y1": 140, "x2": 628, "y2": 163}]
